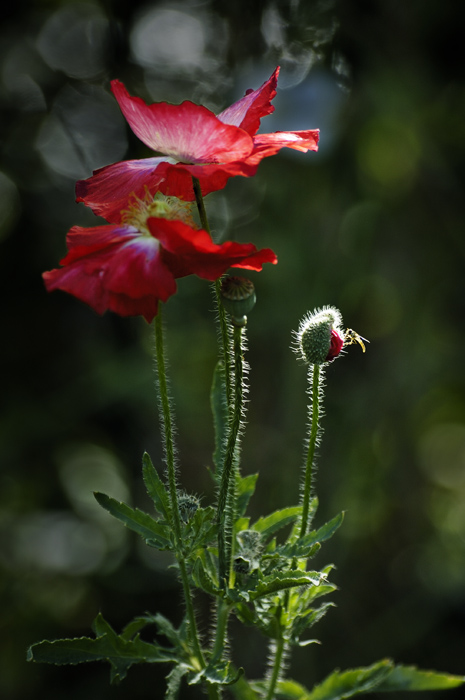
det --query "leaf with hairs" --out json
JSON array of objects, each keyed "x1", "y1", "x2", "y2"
[
  {"x1": 142, "y1": 452, "x2": 170, "y2": 519},
  {"x1": 27, "y1": 613, "x2": 176, "y2": 683},
  {"x1": 94, "y1": 492, "x2": 172, "y2": 549}
]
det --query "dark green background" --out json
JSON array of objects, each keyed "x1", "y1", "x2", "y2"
[{"x1": 1, "y1": 0, "x2": 464, "y2": 698}]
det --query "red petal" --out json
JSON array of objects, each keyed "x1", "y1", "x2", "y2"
[
  {"x1": 76, "y1": 158, "x2": 171, "y2": 223},
  {"x1": 217, "y1": 67, "x2": 279, "y2": 135},
  {"x1": 251, "y1": 130, "x2": 320, "y2": 157},
  {"x1": 43, "y1": 226, "x2": 177, "y2": 322},
  {"x1": 149, "y1": 218, "x2": 277, "y2": 280},
  {"x1": 111, "y1": 80, "x2": 254, "y2": 164}
]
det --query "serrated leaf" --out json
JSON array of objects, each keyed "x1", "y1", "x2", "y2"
[
  {"x1": 211, "y1": 360, "x2": 229, "y2": 473},
  {"x1": 121, "y1": 614, "x2": 159, "y2": 641},
  {"x1": 310, "y1": 512, "x2": 345, "y2": 545},
  {"x1": 183, "y1": 506, "x2": 217, "y2": 554},
  {"x1": 142, "y1": 452, "x2": 170, "y2": 519},
  {"x1": 165, "y1": 663, "x2": 189, "y2": 699},
  {"x1": 197, "y1": 548, "x2": 219, "y2": 589},
  {"x1": 192, "y1": 558, "x2": 222, "y2": 597},
  {"x1": 236, "y1": 473, "x2": 259, "y2": 518},
  {"x1": 27, "y1": 613, "x2": 177, "y2": 683},
  {"x1": 375, "y1": 665, "x2": 465, "y2": 692},
  {"x1": 290, "y1": 602, "x2": 335, "y2": 642},
  {"x1": 251, "y1": 507, "x2": 302, "y2": 541},
  {"x1": 250, "y1": 571, "x2": 325, "y2": 601},
  {"x1": 94, "y1": 492, "x2": 172, "y2": 549},
  {"x1": 153, "y1": 613, "x2": 183, "y2": 648},
  {"x1": 203, "y1": 660, "x2": 244, "y2": 685}
]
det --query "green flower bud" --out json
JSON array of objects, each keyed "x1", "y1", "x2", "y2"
[
  {"x1": 220, "y1": 276, "x2": 256, "y2": 327},
  {"x1": 177, "y1": 492, "x2": 200, "y2": 523},
  {"x1": 293, "y1": 306, "x2": 344, "y2": 365}
]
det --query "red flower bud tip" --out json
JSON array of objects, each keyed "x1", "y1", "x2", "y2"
[
  {"x1": 293, "y1": 306, "x2": 344, "y2": 365},
  {"x1": 327, "y1": 328, "x2": 344, "y2": 361}
]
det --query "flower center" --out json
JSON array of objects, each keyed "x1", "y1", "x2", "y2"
[{"x1": 121, "y1": 190, "x2": 196, "y2": 234}]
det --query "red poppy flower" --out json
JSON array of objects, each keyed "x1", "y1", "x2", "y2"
[
  {"x1": 76, "y1": 67, "x2": 319, "y2": 223},
  {"x1": 43, "y1": 201, "x2": 277, "y2": 322}
]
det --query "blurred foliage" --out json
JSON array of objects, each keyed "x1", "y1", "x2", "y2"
[{"x1": 0, "y1": 0, "x2": 464, "y2": 698}]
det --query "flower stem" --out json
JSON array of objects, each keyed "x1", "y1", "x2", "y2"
[
  {"x1": 210, "y1": 599, "x2": 231, "y2": 664},
  {"x1": 300, "y1": 364, "x2": 322, "y2": 538},
  {"x1": 192, "y1": 176, "x2": 232, "y2": 413},
  {"x1": 265, "y1": 637, "x2": 286, "y2": 700},
  {"x1": 154, "y1": 309, "x2": 205, "y2": 667},
  {"x1": 192, "y1": 176, "x2": 210, "y2": 234},
  {"x1": 217, "y1": 323, "x2": 244, "y2": 588}
]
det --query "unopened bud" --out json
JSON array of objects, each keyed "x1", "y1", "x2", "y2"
[
  {"x1": 178, "y1": 492, "x2": 200, "y2": 523},
  {"x1": 293, "y1": 306, "x2": 344, "y2": 365}
]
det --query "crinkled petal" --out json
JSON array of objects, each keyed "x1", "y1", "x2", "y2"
[
  {"x1": 76, "y1": 158, "x2": 173, "y2": 224},
  {"x1": 61, "y1": 224, "x2": 140, "y2": 261},
  {"x1": 150, "y1": 218, "x2": 277, "y2": 280},
  {"x1": 251, "y1": 130, "x2": 320, "y2": 157},
  {"x1": 217, "y1": 67, "x2": 279, "y2": 135},
  {"x1": 156, "y1": 129, "x2": 319, "y2": 200},
  {"x1": 111, "y1": 80, "x2": 254, "y2": 164},
  {"x1": 43, "y1": 226, "x2": 177, "y2": 323}
]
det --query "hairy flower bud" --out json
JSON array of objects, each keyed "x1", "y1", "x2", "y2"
[
  {"x1": 220, "y1": 276, "x2": 256, "y2": 327},
  {"x1": 293, "y1": 306, "x2": 344, "y2": 365},
  {"x1": 177, "y1": 492, "x2": 200, "y2": 523}
]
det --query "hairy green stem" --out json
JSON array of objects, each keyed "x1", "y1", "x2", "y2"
[
  {"x1": 192, "y1": 176, "x2": 232, "y2": 412},
  {"x1": 210, "y1": 600, "x2": 231, "y2": 664},
  {"x1": 217, "y1": 324, "x2": 244, "y2": 588},
  {"x1": 300, "y1": 364, "x2": 321, "y2": 538},
  {"x1": 154, "y1": 310, "x2": 205, "y2": 668},
  {"x1": 265, "y1": 637, "x2": 286, "y2": 700}
]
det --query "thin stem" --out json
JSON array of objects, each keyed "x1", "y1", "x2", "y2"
[
  {"x1": 192, "y1": 176, "x2": 210, "y2": 234},
  {"x1": 265, "y1": 638, "x2": 286, "y2": 700},
  {"x1": 154, "y1": 309, "x2": 205, "y2": 667},
  {"x1": 300, "y1": 364, "x2": 321, "y2": 538},
  {"x1": 217, "y1": 324, "x2": 244, "y2": 588},
  {"x1": 210, "y1": 600, "x2": 231, "y2": 664},
  {"x1": 215, "y1": 279, "x2": 233, "y2": 412},
  {"x1": 192, "y1": 176, "x2": 232, "y2": 412}
]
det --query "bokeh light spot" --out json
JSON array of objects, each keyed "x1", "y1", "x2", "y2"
[
  {"x1": 131, "y1": 7, "x2": 206, "y2": 71},
  {"x1": 37, "y1": 3, "x2": 109, "y2": 79}
]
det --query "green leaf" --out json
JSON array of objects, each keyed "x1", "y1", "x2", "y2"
[
  {"x1": 204, "y1": 660, "x2": 244, "y2": 686},
  {"x1": 183, "y1": 506, "x2": 217, "y2": 554},
  {"x1": 250, "y1": 571, "x2": 325, "y2": 601},
  {"x1": 306, "y1": 660, "x2": 394, "y2": 700},
  {"x1": 191, "y1": 558, "x2": 222, "y2": 597},
  {"x1": 153, "y1": 613, "x2": 184, "y2": 648},
  {"x1": 197, "y1": 548, "x2": 219, "y2": 589},
  {"x1": 290, "y1": 602, "x2": 335, "y2": 642},
  {"x1": 27, "y1": 613, "x2": 176, "y2": 683},
  {"x1": 142, "y1": 452, "x2": 170, "y2": 519},
  {"x1": 165, "y1": 663, "x2": 189, "y2": 699},
  {"x1": 230, "y1": 675, "x2": 260, "y2": 699},
  {"x1": 94, "y1": 492, "x2": 172, "y2": 549},
  {"x1": 236, "y1": 473, "x2": 259, "y2": 518},
  {"x1": 310, "y1": 512, "x2": 345, "y2": 545},
  {"x1": 211, "y1": 360, "x2": 229, "y2": 473},
  {"x1": 120, "y1": 614, "x2": 159, "y2": 641},
  {"x1": 251, "y1": 507, "x2": 303, "y2": 541},
  {"x1": 375, "y1": 665, "x2": 465, "y2": 692}
]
